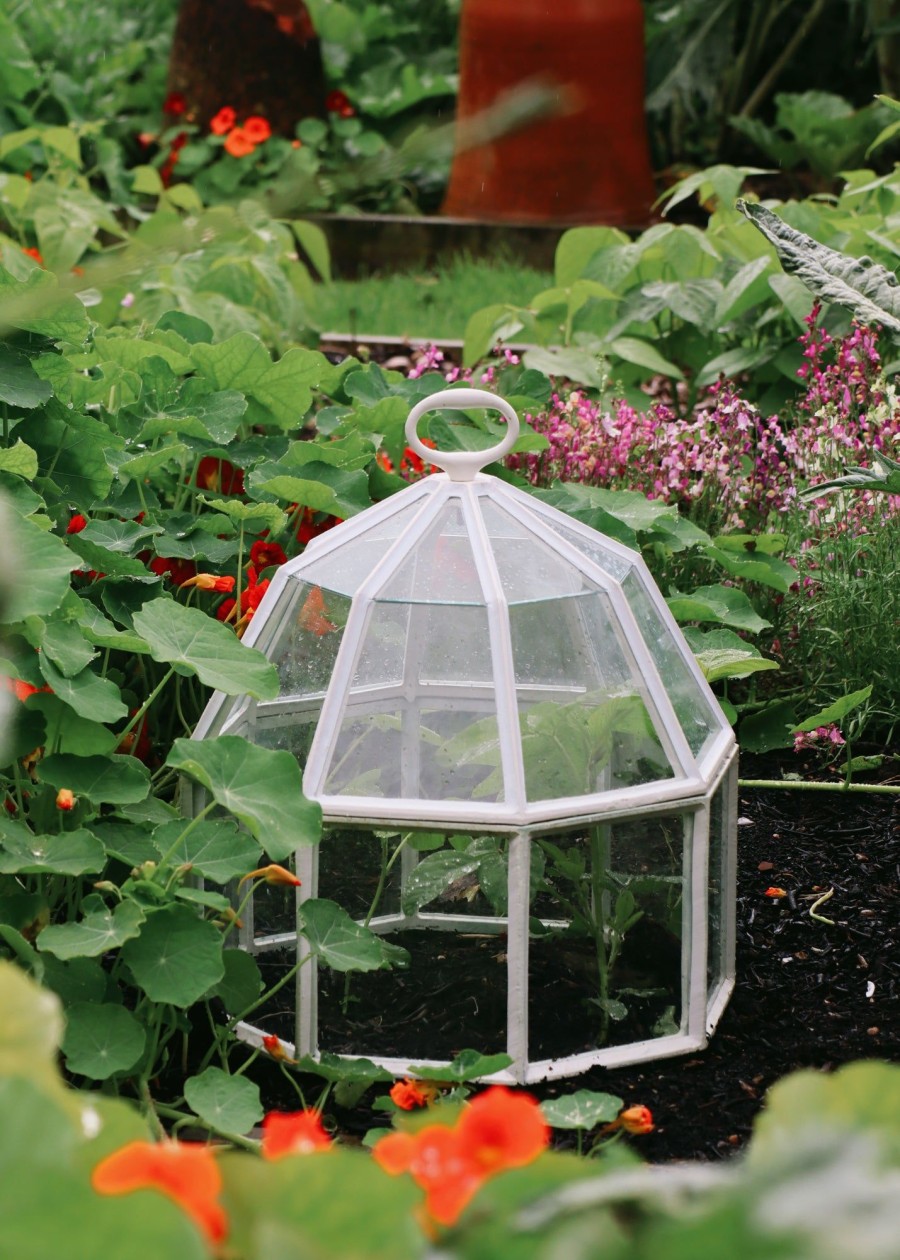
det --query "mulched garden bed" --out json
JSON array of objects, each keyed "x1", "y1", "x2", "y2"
[{"x1": 250, "y1": 763, "x2": 899, "y2": 1162}]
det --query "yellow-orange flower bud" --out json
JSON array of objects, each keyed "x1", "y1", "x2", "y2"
[
  {"x1": 618, "y1": 1104, "x2": 654, "y2": 1134},
  {"x1": 56, "y1": 788, "x2": 76, "y2": 811},
  {"x1": 238, "y1": 864, "x2": 301, "y2": 888}
]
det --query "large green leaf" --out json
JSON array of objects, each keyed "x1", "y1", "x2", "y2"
[
  {"x1": 0, "y1": 826, "x2": 106, "y2": 877},
  {"x1": 211, "y1": 949, "x2": 263, "y2": 1013},
  {"x1": 540, "y1": 1090, "x2": 623, "y2": 1130},
  {"x1": 132, "y1": 599, "x2": 277, "y2": 699},
  {"x1": 667, "y1": 584, "x2": 771, "y2": 633},
  {"x1": 683, "y1": 628, "x2": 779, "y2": 684},
  {"x1": 248, "y1": 460, "x2": 371, "y2": 518},
  {"x1": 4, "y1": 516, "x2": 80, "y2": 623},
  {"x1": 0, "y1": 959, "x2": 64, "y2": 1077},
  {"x1": 0, "y1": 346, "x2": 53, "y2": 409},
  {"x1": 793, "y1": 685, "x2": 872, "y2": 733},
  {"x1": 29, "y1": 401, "x2": 116, "y2": 503},
  {"x1": 151, "y1": 818, "x2": 261, "y2": 883},
  {"x1": 25, "y1": 694, "x2": 118, "y2": 756},
  {"x1": 38, "y1": 656, "x2": 127, "y2": 723},
  {"x1": 61, "y1": 1003, "x2": 146, "y2": 1080},
  {"x1": 184, "y1": 1067, "x2": 263, "y2": 1135},
  {"x1": 166, "y1": 736, "x2": 320, "y2": 857},
  {"x1": 220, "y1": 1148, "x2": 421, "y2": 1260},
  {"x1": 40, "y1": 619, "x2": 97, "y2": 677},
  {"x1": 0, "y1": 263, "x2": 90, "y2": 341},
  {"x1": 38, "y1": 754, "x2": 150, "y2": 804},
  {"x1": 192, "y1": 334, "x2": 321, "y2": 428},
  {"x1": 297, "y1": 898, "x2": 405, "y2": 972},
  {"x1": 737, "y1": 199, "x2": 900, "y2": 336},
  {"x1": 120, "y1": 903, "x2": 224, "y2": 1006},
  {"x1": 407, "y1": 1049, "x2": 514, "y2": 1083},
  {"x1": 37, "y1": 899, "x2": 145, "y2": 960}
]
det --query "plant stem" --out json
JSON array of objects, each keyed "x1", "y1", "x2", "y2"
[{"x1": 738, "y1": 778, "x2": 900, "y2": 795}]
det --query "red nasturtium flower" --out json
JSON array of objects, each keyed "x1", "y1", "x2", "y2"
[
  {"x1": 373, "y1": 1086, "x2": 549, "y2": 1227},
  {"x1": 162, "y1": 92, "x2": 187, "y2": 117},
  {"x1": 249, "y1": 539, "x2": 287, "y2": 570},
  {"x1": 22, "y1": 246, "x2": 43, "y2": 266},
  {"x1": 66, "y1": 513, "x2": 88, "y2": 535},
  {"x1": 261, "y1": 1110, "x2": 332, "y2": 1159},
  {"x1": 149, "y1": 556, "x2": 198, "y2": 587},
  {"x1": 325, "y1": 89, "x2": 354, "y2": 117},
  {"x1": 237, "y1": 863, "x2": 301, "y2": 888},
  {"x1": 210, "y1": 106, "x2": 237, "y2": 135},
  {"x1": 195, "y1": 457, "x2": 245, "y2": 496},
  {"x1": 92, "y1": 1140, "x2": 228, "y2": 1246},
  {"x1": 390, "y1": 1078, "x2": 440, "y2": 1111},
  {"x1": 224, "y1": 126, "x2": 256, "y2": 158},
  {"x1": 243, "y1": 115, "x2": 271, "y2": 144},
  {"x1": 295, "y1": 506, "x2": 341, "y2": 546},
  {"x1": 180, "y1": 573, "x2": 237, "y2": 593}
]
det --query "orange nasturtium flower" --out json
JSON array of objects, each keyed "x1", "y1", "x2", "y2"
[
  {"x1": 210, "y1": 106, "x2": 237, "y2": 135},
  {"x1": 92, "y1": 1140, "x2": 228, "y2": 1246},
  {"x1": 298, "y1": 586, "x2": 336, "y2": 637},
  {"x1": 237, "y1": 863, "x2": 301, "y2": 888},
  {"x1": 261, "y1": 1110, "x2": 333, "y2": 1159},
  {"x1": 373, "y1": 1086, "x2": 549, "y2": 1228},
  {"x1": 243, "y1": 115, "x2": 271, "y2": 144},
  {"x1": 261, "y1": 1033, "x2": 297, "y2": 1064},
  {"x1": 764, "y1": 886, "x2": 788, "y2": 899},
  {"x1": 390, "y1": 1078, "x2": 440, "y2": 1111},
  {"x1": 180, "y1": 573, "x2": 237, "y2": 593},
  {"x1": 223, "y1": 126, "x2": 256, "y2": 158},
  {"x1": 55, "y1": 788, "x2": 76, "y2": 811},
  {"x1": 617, "y1": 1104, "x2": 654, "y2": 1135}
]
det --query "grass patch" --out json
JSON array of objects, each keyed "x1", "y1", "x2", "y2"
[{"x1": 312, "y1": 252, "x2": 552, "y2": 340}]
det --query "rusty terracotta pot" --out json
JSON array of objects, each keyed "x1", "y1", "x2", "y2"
[{"x1": 442, "y1": 0, "x2": 656, "y2": 225}]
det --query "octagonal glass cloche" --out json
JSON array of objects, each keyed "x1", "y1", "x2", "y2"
[{"x1": 193, "y1": 389, "x2": 738, "y2": 1084}]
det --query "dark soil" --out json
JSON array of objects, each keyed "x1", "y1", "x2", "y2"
[{"x1": 252, "y1": 762, "x2": 899, "y2": 1162}]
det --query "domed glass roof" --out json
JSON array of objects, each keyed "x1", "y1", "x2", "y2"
[{"x1": 197, "y1": 390, "x2": 733, "y2": 827}]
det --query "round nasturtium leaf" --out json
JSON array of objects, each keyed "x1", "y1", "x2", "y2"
[
  {"x1": 184, "y1": 1067, "x2": 263, "y2": 1136},
  {"x1": 62, "y1": 1003, "x2": 146, "y2": 1080},
  {"x1": 166, "y1": 736, "x2": 321, "y2": 859},
  {"x1": 540, "y1": 1089, "x2": 623, "y2": 1131},
  {"x1": 120, "y1": 904, "x2": 224, "y2": 1007}
]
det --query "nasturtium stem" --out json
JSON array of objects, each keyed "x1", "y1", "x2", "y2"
[
  {"x1": 118, "y1": 665, "x2": 177, "y2": 744},
  {"x1": 156, "y1": 800, "x2": 215, "y2": 869}
]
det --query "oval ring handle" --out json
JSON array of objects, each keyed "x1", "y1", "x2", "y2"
[{"x1": 404, "y1": 388, "x2": 520, "y2": 483}]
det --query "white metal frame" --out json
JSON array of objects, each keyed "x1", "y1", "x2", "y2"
[{"x1": 190, "y1": 388, "x2": 739, "y2": 1081}]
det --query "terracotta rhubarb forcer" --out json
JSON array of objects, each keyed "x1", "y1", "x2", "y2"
[{"x1": 442, "y1": 0, "x2": 656, "y2": 225}]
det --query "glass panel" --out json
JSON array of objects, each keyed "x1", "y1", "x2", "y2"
[
  {"x1": 377, "y1": 501, "x2": 484, "y2": 605},
  {"x1": 532, "y1": 514, "x2": 635, "y2": 583},
  {"x1": 268, "y1": 581, "x2": 350, "y2": 699},
  {"x1": 326, "y1": 600, "x2": 502, "y2": 801},
  {"x1": 510, "y1": 591, "x2": 674, "y2": 800},
  {"x1": 621, "y1": 570, "x2": 721, "y2": 757},
  {"x1": 479, "y1": 501, "x2": 591, "y2": 604},
  {"x1": 315, "y1": 827, "x2": 509, "y2": 1062},
  {"x1": 528, "y1": 817, "x2": 685, "y2": 1060},
  {"x1": 297, "y1": 500, "x2": 433, "y2": 596}
]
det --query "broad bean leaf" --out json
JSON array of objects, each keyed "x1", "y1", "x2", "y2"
[
  {"x1": 793, "y1": 686, "x2": 872, "y2": 734},
  {"x1": 407, "y1": 1049, "x2": 514, "y2": 1083}
]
